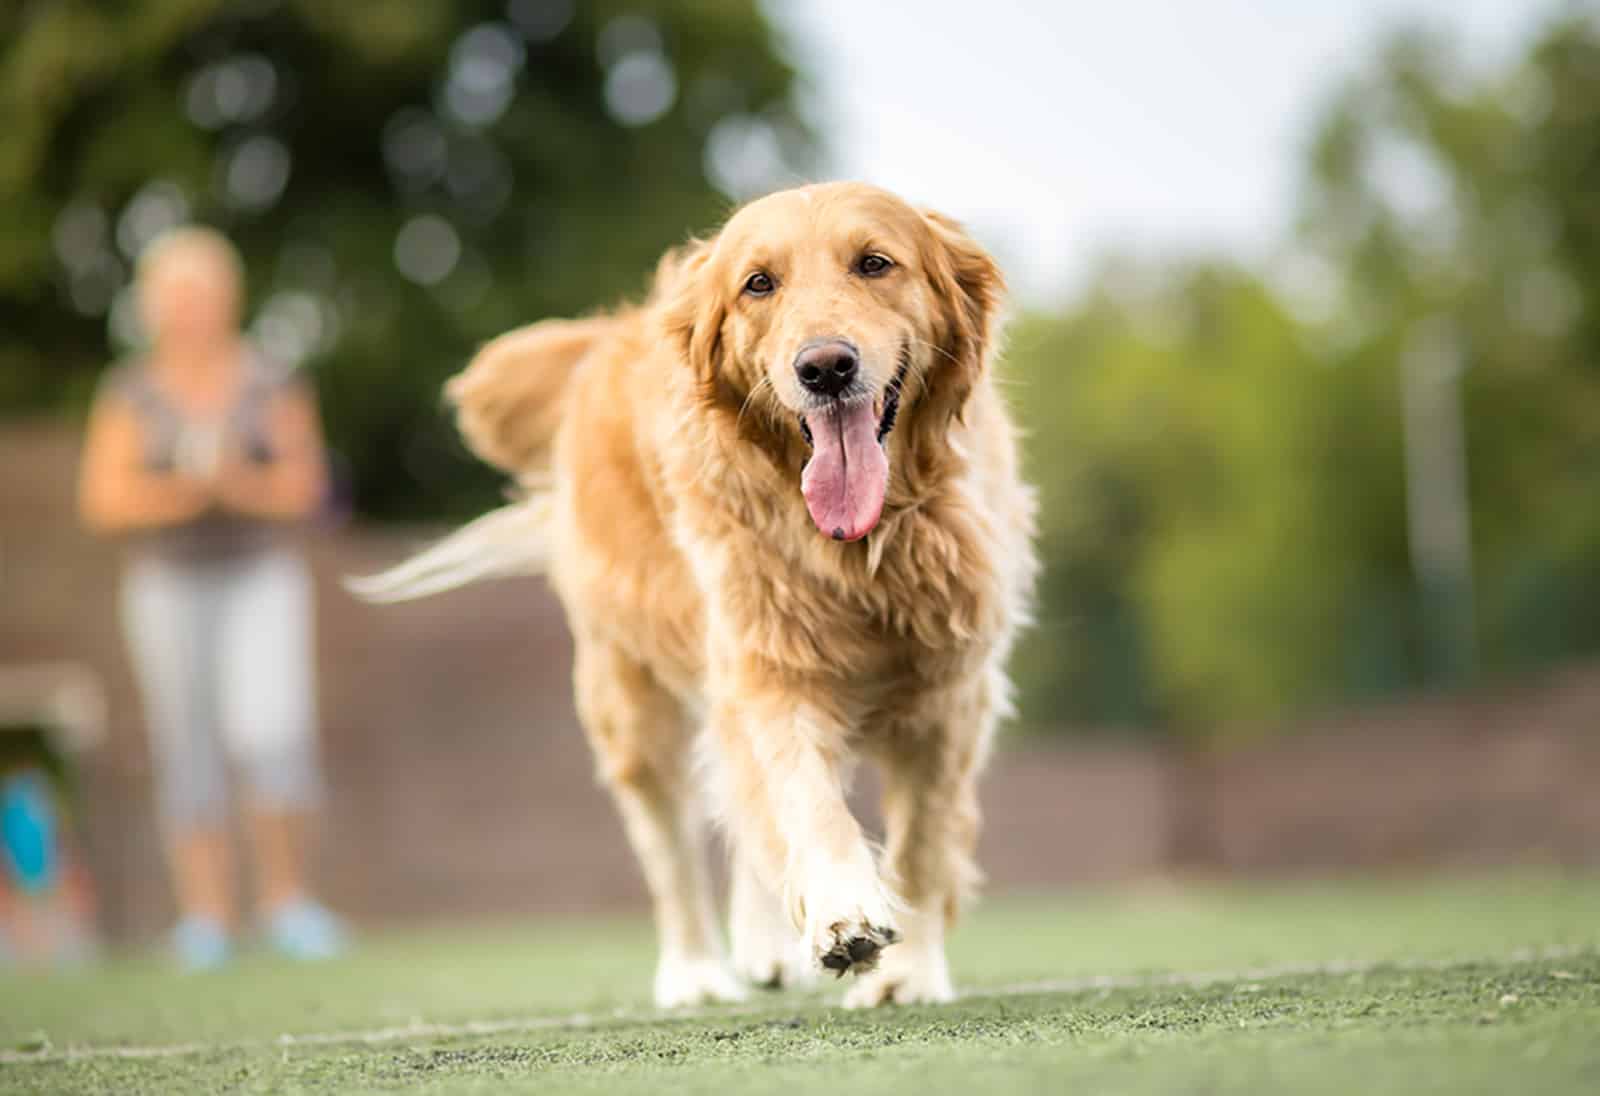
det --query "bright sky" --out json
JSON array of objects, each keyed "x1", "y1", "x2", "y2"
[{"x1": 771, "y1": 0, "x2": 1562, "y2": 304}]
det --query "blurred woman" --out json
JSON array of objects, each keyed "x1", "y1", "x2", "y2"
[{"x1": 77, "y1": 227, "x2": 344, "y2": 969}]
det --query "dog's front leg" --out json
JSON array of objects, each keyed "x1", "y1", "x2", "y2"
[
  {"x1": 844, "y1": 677, "x2": 998, "y2": 1007},
  {"x1": 711, "y1": 696, "x2": 900, "y2": 978}
]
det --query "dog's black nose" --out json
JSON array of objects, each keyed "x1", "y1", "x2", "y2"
[{"x1": 794, "y1": 340, "x2": 859, "y2": 398}]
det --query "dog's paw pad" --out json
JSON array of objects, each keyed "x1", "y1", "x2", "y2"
[{"x1": 817, "y1": 921, "x2": 899, "y2": 977}]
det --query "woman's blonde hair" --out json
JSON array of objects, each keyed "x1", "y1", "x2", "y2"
[
  {"x1": 134, "y1": 225, "x2": 245, "y2": 339},
  {"x1": 136, "y1": 224, "x2": 244, "y2": 286}
]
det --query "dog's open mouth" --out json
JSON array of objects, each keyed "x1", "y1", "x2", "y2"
[{"x1": 799, "y1": 354, "x2": 909, "y2": 542}]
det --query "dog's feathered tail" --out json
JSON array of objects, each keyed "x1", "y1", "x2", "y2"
[
  {"x1": 345, "y1": 495, "x2": 554, "y2": 603},
  {"x1": 348, "y1": 314, "x2": 618, "y2": 603}
]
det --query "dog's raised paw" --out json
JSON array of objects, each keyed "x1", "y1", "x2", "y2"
[
  {"x1": 816, "y1": 920, "x2": 899, "y2": 977},
  {"x1": 799, "y1": 862, "x2": 900, "y2": 977}
]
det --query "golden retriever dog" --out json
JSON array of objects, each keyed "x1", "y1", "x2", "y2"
[{"x1": 358, "y1": 182, "x2": 1036, "y2": 1007}]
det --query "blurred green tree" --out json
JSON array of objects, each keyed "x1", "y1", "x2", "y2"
[
  {"x1": 0, "y1": 0, "x2": 811, "y2": 518},
  {"x1": 1007, "y1": 263, "x2": 1415, "y2": 735},
  {"x1": 1007, "y1": 13, "x2": 1600, "y2": 735},
  {"x1": 1296, "y1": 17, "x2": 1600, "y2": 683}
]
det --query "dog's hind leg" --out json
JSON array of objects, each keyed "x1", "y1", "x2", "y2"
[{"x1": 573, "y1": 639, "x2": 744, "y2": 1008}]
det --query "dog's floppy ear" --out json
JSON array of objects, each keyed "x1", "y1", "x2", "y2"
[
  {"x1": 656, "y1": 237, "x2": 724, "y2": 390},
  {"x1": 920, "y1": 209, "x2": 1005, "y2": 386}
]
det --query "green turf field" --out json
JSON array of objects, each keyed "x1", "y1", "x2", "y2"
[{"x1": 4, "y1": 874, "x2": 1598, "y2": 1094}]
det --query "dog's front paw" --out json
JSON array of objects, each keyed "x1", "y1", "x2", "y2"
[
  {"x1": 736, "y1": 935, "x2": 815, "y2": 990},
  {"x1": 801, "y1": 871, "x2": 900, "y2": 977},
  {"x1": 816, "y1": 918, "x2": 899, "y2": 976},
  {"x1": 731, "y1": 859, "x2": 816, "y2": 990},
  {"x1": 841, "y1": 941, "x2": 954, "y2": 1007},
  {"x1": 733, "y1": 908, "x2": 814, "y2": 990},
  {"x1": 653, "y1": 954, "x2": 749, "y2": 1008}
]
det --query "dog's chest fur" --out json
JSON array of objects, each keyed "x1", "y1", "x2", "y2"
[{"x1": 681, "y1": 467, "x2": 1014, "y2": 698}]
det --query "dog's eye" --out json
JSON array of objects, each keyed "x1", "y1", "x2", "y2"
[
  {"x1": 743, "y1": 271, "x2": 776, "y2": 297},
  {"x1": 856, "y1": 253, "x2": 893, "y2": 277}
]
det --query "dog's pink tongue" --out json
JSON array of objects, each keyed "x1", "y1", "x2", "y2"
[{"x1": 801, "y1": 402, "x2": 887, "y2": 541}]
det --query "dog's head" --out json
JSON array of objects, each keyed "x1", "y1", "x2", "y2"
[{"x1": 662, "y1": 182, "x2": 1004, "y2": 542}]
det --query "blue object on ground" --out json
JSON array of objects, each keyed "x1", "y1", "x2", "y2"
[
  {"x1": 172, "y1": 916, "x2": 232, "y2": 971},
  {"x1": 265, "y1": 898, "x2": 347, "y2": 961},
  {"x1": 0, "y1": 770, "x2": 58, "y2": 895}
]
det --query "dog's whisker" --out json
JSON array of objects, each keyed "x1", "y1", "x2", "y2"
[
  {"x1": 908, "y1": 336, "x2": 960, "y2": 367},
  {"x1": 735, "y1": 375, "x2": 775, "y2": 434}
]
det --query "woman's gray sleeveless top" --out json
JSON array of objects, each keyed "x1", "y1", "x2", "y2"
[{"x1": 100, "y1": 352, "x2": 297, "y2": 564}]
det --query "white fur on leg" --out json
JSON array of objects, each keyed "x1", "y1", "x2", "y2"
[
  {"x1": 653, "y1": 952, "x2": 748, "y2": 1008},
  {"x1": 799, "y1": 853, "x2": 901, "y2": 978},
  {"x1": 730, "y1": 855, "x2": 814, "y2": 989},
  {"x1": 601, "y1": 756, "x2": 740, "y2": 1009},
  {"x1": 842, "y1": 905, "x2": 953, "y2": 1008}
]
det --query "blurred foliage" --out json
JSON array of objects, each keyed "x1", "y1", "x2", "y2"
[
  {"x1": 0, "y1": 0, "x2": 810, "y2": 517},
  {"x1": 1007, "y1": 13, "x2": 1600, "y2": 736}
]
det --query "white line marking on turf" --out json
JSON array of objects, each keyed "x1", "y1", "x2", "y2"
[{"x1": 3, "y1": 945, "x2": 1587, "y2": 1066}]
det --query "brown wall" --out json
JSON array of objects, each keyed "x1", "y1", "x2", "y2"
[
  {"x1": 3, "y1": 421, "x2": 1596, "y2": 945},
  {"x1": 1207, "y1": 670, "x2": 1600, "y2": 872}
]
